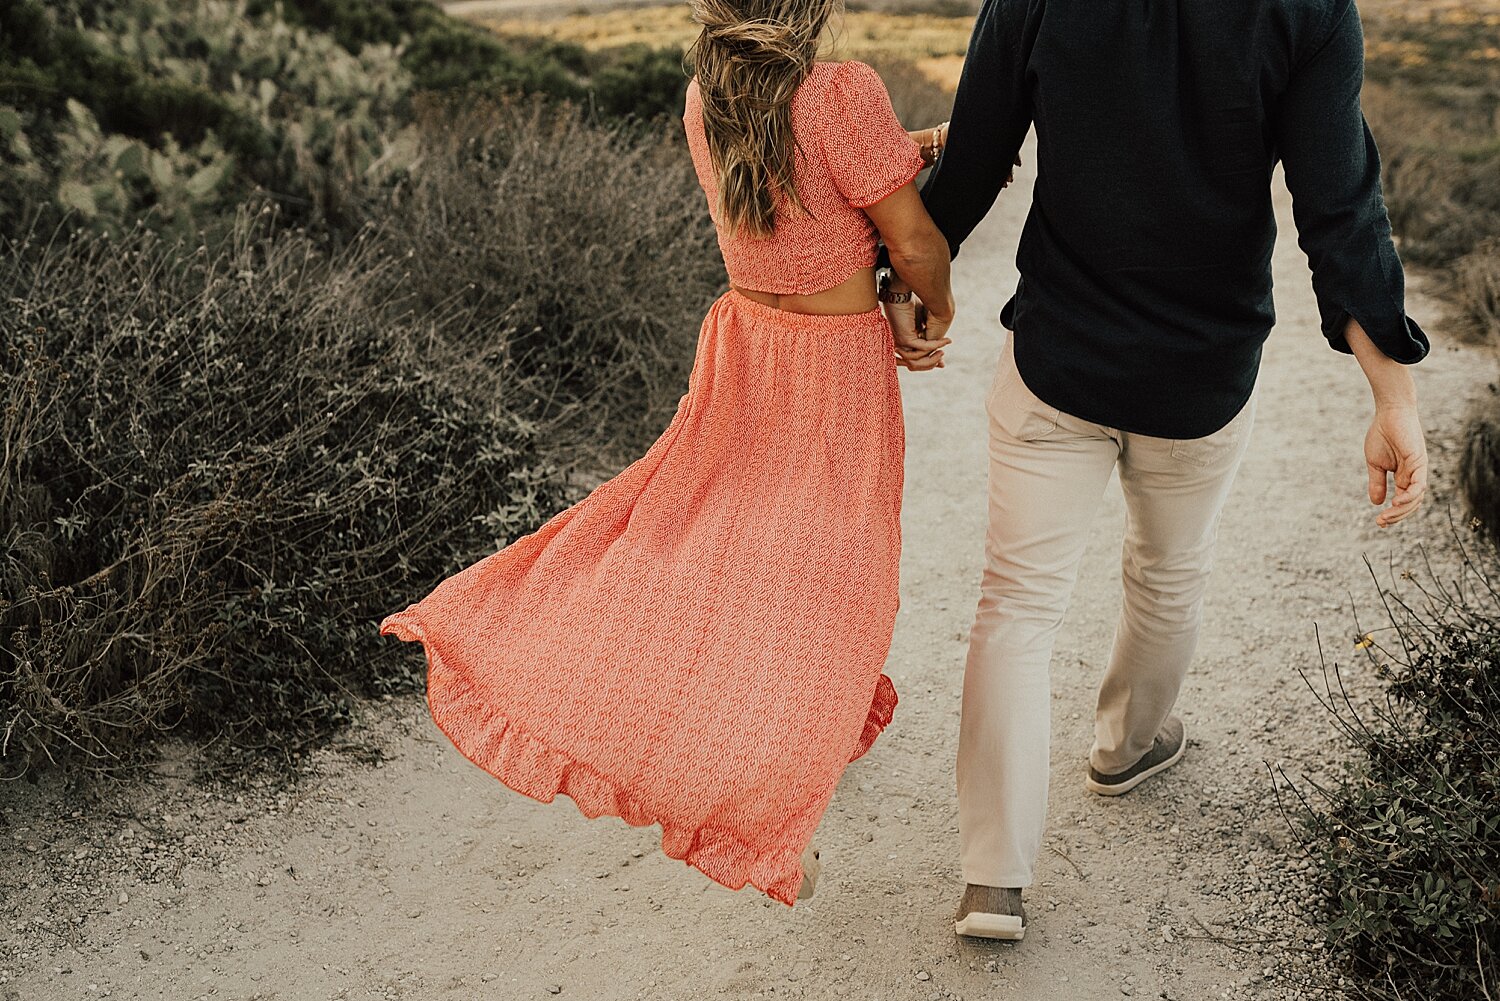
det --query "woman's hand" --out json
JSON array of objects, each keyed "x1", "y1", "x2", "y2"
[
  {"x1": 864, "y1": 183, "x2": 954, "y2": 368},
  {"x1": 909, "y1": 122, "x2": 950, "y2": 168},
  {"x1": 885, "y1": 280, "x2": 953, "y2": 371}
]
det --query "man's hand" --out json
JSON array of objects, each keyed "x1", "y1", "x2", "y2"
[
  {"x1": 1001, "y1": 153, "x2": 1022, "y2": 190},
  {"x1": 884, "y1": 277, "x2": 951, "y2": 371},
  {"x1": 1365, "y1": 403, "x2": 1427, "y2": 527},
  {"x1": 1344, "y1": 317, "x2": 1427, "y2": 528}
]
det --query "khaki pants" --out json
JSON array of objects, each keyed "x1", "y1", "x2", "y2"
[{"x1": 958, "y1": 334, "x2": 1255, "y2": 888}]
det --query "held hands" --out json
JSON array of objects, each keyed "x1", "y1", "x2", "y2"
[
  {"x1": 1365, "y1": 403, "x2": 1428, "y2": 527},
  {"x1": 883, "y1": 276, "x2": 953, "y2": 372}
]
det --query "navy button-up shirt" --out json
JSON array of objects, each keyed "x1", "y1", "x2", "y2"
[{"x1": 912, "y1": 0, "x2": 1430, "y2": 438}]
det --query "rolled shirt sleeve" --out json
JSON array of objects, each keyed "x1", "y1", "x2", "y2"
[{"x1": 1273, "y1": 0, "x2": 1430, "y2": 363}]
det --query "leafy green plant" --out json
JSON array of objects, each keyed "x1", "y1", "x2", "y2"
[
  {"x1": 585, "y1": 43, "x2": 691, "y2": 121},
  {"x1": 0, "y1": 0, "x2": 693, "y2": 236},
  {"x1": 381, "y1": 93, "x2": 722, "y2": 466},
  {"x1": 1278, "y1": 547, "x2": 1500, "y2": 1001},
  {"x1": 0, "y1": 211, "x2": 565, "y2": 772},
  {"x1": 0, "y1": 88, "x2": 722, "y2": 774}
]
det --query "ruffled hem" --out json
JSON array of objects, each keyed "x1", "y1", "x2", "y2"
[
  {"x1": 379, "y1": 609, "x2": 895, "y2": 906},
  {"x1": 850, "y1": 672, "x2": 897, "y2": 763}
]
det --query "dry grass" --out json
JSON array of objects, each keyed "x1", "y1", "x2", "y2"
[
  {"x1": 474, "y1": 6, "x2": 975, "y2": 91},
  {"x1": 1361, "y1": 4, "x2": 1500, "y2": 343},
  {"x1": 0, "y1": 96, "x2": 722, "y2": 775}
]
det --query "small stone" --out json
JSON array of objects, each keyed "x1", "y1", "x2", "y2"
[
  {"x1": 117, "y1": 892, "x2": 129, "y2": 905},
  {"x1": 546, "y1": 986, "x2": 562, "y2": 995},
  {"x1": 916, "y1": 970, "x2": 931, "y2": 982}
]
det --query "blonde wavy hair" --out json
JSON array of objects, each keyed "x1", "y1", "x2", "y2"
[{"x1": 685, "y1": 0, "x2": 839, "y2": 238}]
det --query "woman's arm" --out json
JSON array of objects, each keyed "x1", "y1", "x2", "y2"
[{"x1": 863, "y1": 181, "x2": 955, "y2": 370}]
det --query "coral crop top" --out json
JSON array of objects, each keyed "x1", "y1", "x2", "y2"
[{"x1": 682, "y1": 60, "x2": 927, "y2": 296}]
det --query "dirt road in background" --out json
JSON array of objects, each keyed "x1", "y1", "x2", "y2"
[{"x1": 2, "y1": 137, "x2": 1481, "y2": 1001}]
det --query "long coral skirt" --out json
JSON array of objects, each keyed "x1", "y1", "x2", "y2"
[{"x1": 378, "y1": 288, "x2": 904, "y2": 905}]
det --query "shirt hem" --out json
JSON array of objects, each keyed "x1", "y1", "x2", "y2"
[{"x1": 1011, "y1": 333, "x2": 1264, "y2": 440}]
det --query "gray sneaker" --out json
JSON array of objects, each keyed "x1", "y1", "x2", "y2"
[
  {"x1": 953, "y1": 884, "x2": 1026, "y2": 940},
  {"x1": 1085, "y1": 715, "x2": 1186, "y2": 796}
]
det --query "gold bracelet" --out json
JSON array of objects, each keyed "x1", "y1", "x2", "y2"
[{"x1": 920, "y1": 122, "x2": 951, "y2": 166}]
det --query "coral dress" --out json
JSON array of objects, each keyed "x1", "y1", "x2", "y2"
[{"x1": 379, "y1": 59, "x2": 927, "y2": 906}]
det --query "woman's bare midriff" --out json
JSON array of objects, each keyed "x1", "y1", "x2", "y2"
[{"x1": 732, "y1": 265, "x2": 878, "y2": 315}]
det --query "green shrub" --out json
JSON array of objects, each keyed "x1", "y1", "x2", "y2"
[
  {"x1": 1286, "y1": 549, "x2": 1500, "y2": 1001},
  {"x1": 0, "y1": 1, "x2": 272, "y2": 161},
  {"x1": 0, "y1": 0, "x2": 411, "y2": 232},
  {"x1": 0, "y1": 0, "x2": 691, "y2": 237},
  {"x1": 0, "y1": 212, "x2": 566, "y2": 771},
  {"x1": 585, "y1": 44, "x2": 690, "y2": 121},
  {"x1": 0, "y1": 91, "x2": 721, "y2": 773},
  {"x1": 381, "y1": 93, "x2": 722, "y2": 465},
  {"x1": 249, "y1": 0, "x2": 436, "y2": 52}
]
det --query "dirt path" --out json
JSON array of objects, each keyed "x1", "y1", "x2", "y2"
[{"x1": 1, "y1": 142, "x2": 1482, "y2": 1001}]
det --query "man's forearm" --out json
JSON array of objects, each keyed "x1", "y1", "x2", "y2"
[{"x1": 1345, "y1": 317, "x2": 1419, "y2": 410}]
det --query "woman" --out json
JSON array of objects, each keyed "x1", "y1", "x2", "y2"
[{"x1": 378, "y1": 0, "x2": 956, "y2": 906}]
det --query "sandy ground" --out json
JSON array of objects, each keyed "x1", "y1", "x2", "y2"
[{"x1": 1, "y1": 139, "x2": 1485, "y2": 1001}]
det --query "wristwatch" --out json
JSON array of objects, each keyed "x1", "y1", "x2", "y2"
[{"x1": 877, "y1": 268, "x2": 913, "y2": 304}]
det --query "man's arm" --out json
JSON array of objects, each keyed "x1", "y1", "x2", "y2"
[
  {"x1": 1274, "y1": 0, "x2": 1430, "y2": 526},
  {"x1": 879, "y1": 0, "x2": 1032, "y2": 276},
  {"x1": 918, "y1": 0, "x2": 1033, "y2": 259},
  {"x1": 1347, "y1": 318, "x2": 1427, "y2": 527},
  {"x1": 1273, "y1": 0, "x2": 1429, "y2": 364}
]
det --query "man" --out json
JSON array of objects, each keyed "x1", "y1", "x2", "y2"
[{"x1": 879, "y1": 0, "x2": 1431, "y2": 941}]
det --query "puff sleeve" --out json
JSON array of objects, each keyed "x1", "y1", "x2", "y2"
[{"x1": 821, "y1": 60, "x2": 927, "y2": 209}]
